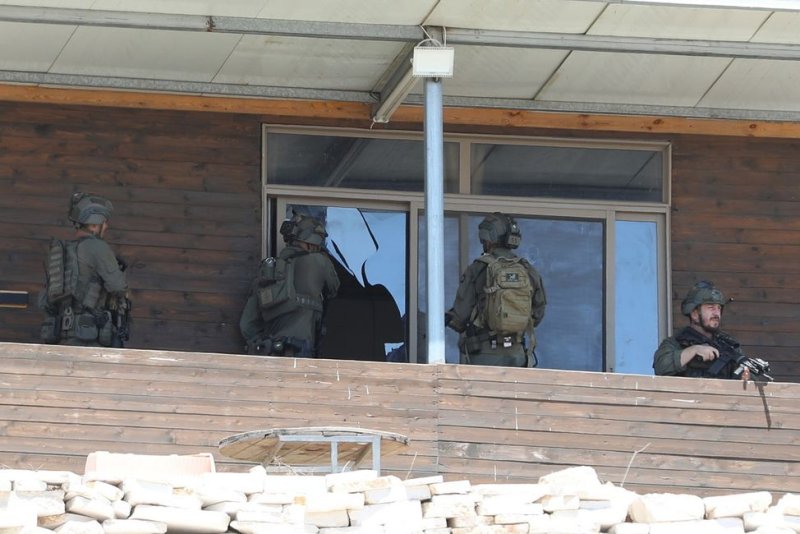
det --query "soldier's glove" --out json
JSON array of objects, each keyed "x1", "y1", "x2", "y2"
[{"x1": 445, "y1": 310, "x2": 466, "y2": 333}]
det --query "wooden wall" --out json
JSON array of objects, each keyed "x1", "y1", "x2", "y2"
[
  {"x1": 1, "y1": 342, "x2": 797, "y2": 498},
  {"x1": 0, "y1": 99, "x2": 799, "y2": 382},
  {"x1": 670, "y1": 136, "x2": 800, "y2": 382},
  {"x1": 0, "y1": 101, "x2": 263, "y2": 353}
]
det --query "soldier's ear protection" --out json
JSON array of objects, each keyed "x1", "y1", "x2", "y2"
[
  {"x1": 279, "y1": 219, "x2": 297, "y2": 241},
  {"x1": 503, "y1": 214, "x2": 522, "y2": 249},
  {"x1": 479, "y1": 212, "x2": 521, "y2": 249}
]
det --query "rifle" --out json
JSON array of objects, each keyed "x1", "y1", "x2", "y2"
[
  {"x1": 676, "y1": 327, "x2": 773, "y2": 382},
  {"x1": 110, "y1": 295, "x2": 132, "y2": 347}
]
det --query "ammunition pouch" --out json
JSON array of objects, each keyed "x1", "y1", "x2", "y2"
[
  {"x1": 40, "y1": 315, "x2": 61, "y2": 344},
  {"x1": 464, "y1": 331, "x2": 523, "y2": 353},
  {"x1": 74, "y1": 312, "x2": 99, "y2": 342},
  {"x1": 97, "y1": 311, "x2": 114, "y2": 347}
]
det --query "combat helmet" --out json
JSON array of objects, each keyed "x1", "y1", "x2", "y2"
[
  {"x1": 68, "y1": 192, "x2": 114, "y2": 227},
  {"x1": 279, "y1": 213, "x2": 327, "y2": 246},
  {"x1": 478, "y1": 212, "x2": 522, "y2": 249},
  {"x1": 681, "y1": 280, "x2": 728, "y2": 316}
]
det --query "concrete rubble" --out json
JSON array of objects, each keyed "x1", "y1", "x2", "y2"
[{"x1": 1, "y1": 458, "x2": 798, "y2": 534}]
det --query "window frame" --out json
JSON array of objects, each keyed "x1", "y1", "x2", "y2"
[{"x1": 263, "y1": 124, "x2": 671, "y2": 370}]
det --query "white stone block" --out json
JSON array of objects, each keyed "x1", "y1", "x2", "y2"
[
  {"x1": 13, "y1": 480, "x2": 47, "y2": 493},
  {"x1": 404, "y1": 485, "x2": 431, "y2": 501},
  {"x1": 751, "y1": 527, "x2": 795, "y2": 534},
  {"x1": 472, "y1": 483, "x2": 550, "y2": 502},
  {"x1": 447, "y1": 514, "x2": 493, "y2": 528},
  {"x1": 247, "y1": 492, "x2": 294, "y2": 505},
  {"x1": 199, "y1": 472, "x2": 265, "y2": 495},
  {"x1": 231, "y1": 521, "x2": 319, "y2": 534},
  {"x1": 743, "y1": 511, "x2": 800, "y2": 532},
  {"x1": 607, "y1": 523, "x2": 650, "y2": 534},
  {"x1": 121, "y1": 481, "x2": 171, "y2": 501},
  {"x1": 84, "y1": 482, "x2": 123, "y2": 503},
  {"x1": 235, "y1": 509, "x2": 285, "y2": 523},
  {"x1": 648, "y1": 517, "x2": 744, "y2": 534},
  {"x1": 54, "y1": 520, "x2": 104, "y2": 534},
  {"x1": 420, "y1": 516, "x2": 447, "y2": 529},
  {"x1": 263, "y1": 476, "x2": 327, "y2": 496},
  {"x1": 579, "y1": 482, "x2": 636, "y2": 502},
  {"x1": 324, "y1": 470, "x2": 377, "y2": 490},
  {"x1": 527, "y1": 513, "x2": 601, "y2": 533},
  {"x1": 402, "y1": 476, "x2": 443, "y2": 487},
  {"x1": 330, "y1": 475, "x2": 395, "y2": 495},
  {"x1": 305, "y1": 491, "x2": 365, "y2": 512},
  {"x1": 776, "y1": 494, "x2": 800, "y2": 516},
  {"x1": 494, "y1": 511, "x2": 546, "y2": 524},
  {"x1": 203, "y1": 501, "x2": 277, "y2": 517},
  {"x1": 349, "y1": 500, "x2": 422, "y2": 528},
  {"x1": 65, "y1": 497, "x2": 115, "y2": 522},
  {"x1": 452, "y1": 525, "x2": 528, "y2": 533},
  {"x1": 304, "y1": 509, "x2": 350, "y2": 528},
  {"x1": 19, "y1": 526, "x2": 56, "y2": 534},
  {"x1": 0, "y1": 480, "x2": 10, "y2": 491},
  {"x1": 112, "y1": 500, "x2": 131, "y2": 520},
  {"x1": 541, "y1": 494, "x2": 580, "y2": 512},
  {"x1": 13, "y1": 491, "x2": 65, "y2": 518},
  {"x1": 39, "y1": 513, "x2": 97, "y2": 530},
  {"x1": 629, "y1": 494, "x2": 705, "y2": 523},
  {"x1": 365, "y1": 479, "x2": 408, "y2": 505},
  {"x1": 422, "y1": 494, "x2": 478, "y2": 518},
  {"x1": 101, "y1": 519, "x2": 167, "y2": 534},
  {"x1": 575, "y1": 500, "x2": 631, "y2": 530},
  {"x1": 0, "y1": 501, "x2": 37, "y2": 530},
  {"x1": 130, "y1": 505, "x2": 230, "y2": 534},
  {"x1": 704, "y1": 492, "x2": 773, "y2": 518},
  {"x1": 190, "y1": 486, "x2": 246, "y2": 508},
  {"x1": 318, "y1": 527, "x2": 377, "y2": 534},
  {"x1": 539, "y1": 466, "x2": 602, "y2": 495},
  {"x1": 477, "y1": 496, "x2": 543, "y2": 517},
  {"x1": 429, "y1": 481, "x2": 471, "y2": 496}
]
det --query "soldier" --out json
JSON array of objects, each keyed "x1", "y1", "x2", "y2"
[
  {"x1": 654, "y1": 281, "x2": 752, "y2": 380},
  {"x1": 239, "y1": 213, "x2": 340, "y2": 358},
  {"x1": 40, "y1": 192, "x2": 130, "y2": 347},
  {"x1": 445, "y1": 212, "x2": 546, "y2": 367}
]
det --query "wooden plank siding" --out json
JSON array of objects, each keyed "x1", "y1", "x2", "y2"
[
  {"x1": 0, "y1": 342, "x2": 797, "y2": 498},
  {"x1": 0, "y1": 101, "x2": 263, "y2": 354},
  {"x1": 0, "y1": 98, "x2": 799, "y2": 383}
]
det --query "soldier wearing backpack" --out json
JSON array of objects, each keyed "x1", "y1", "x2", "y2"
[
  {"x1": 39, "y1": 192, "x2": 130, "y2": 347},
  {"x1": 239, "y1": 213, "x2": 340, "y2": 358},
  {"x1": 445, "y1": 213, "x2": 546, "y2": 367}
]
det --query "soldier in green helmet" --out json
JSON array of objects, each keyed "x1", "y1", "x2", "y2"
[
  {"x1": 39, "y1": 192, "x2": 130, "y2": 347},
  {"x1": 653, "y1": 281, "x2": 750, "y2": 380},
  {"x1": 239, "y1": 213, "x2": 340, "y2": 358},
  {"x1": 445, "y1": 212, "x2": 546, "y2": 367}
]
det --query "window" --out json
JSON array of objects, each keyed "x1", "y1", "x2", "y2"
[{"x1": 264, "y1": 126, "x2": 669, "y2": 373}]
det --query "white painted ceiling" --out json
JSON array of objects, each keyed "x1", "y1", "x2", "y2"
[{"x1": 1, "y1": 0, "x2": 800, "y2": 120}]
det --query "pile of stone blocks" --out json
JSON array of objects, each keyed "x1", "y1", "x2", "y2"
[{"x1": 2, "y1": 460, "x2": 800, "y2": 534}]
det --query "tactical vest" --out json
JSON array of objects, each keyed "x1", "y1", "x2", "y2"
[
  {"x1": 41, "y1": 237, "x2": 108, "y2": 344},
  {"x1": 255, "y1": 251, "x2": 323, "y2": 323}
]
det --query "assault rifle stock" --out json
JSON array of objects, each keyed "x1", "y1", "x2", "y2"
[{"x1": 678, "y1": 327, "x2": 773, "y2": 382}]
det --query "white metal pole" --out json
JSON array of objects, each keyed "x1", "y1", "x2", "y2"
[{"x1": 424, "y1": 77, "x2": 446, "y2": 364}]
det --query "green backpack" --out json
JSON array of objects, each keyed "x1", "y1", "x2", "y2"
[
  {"x1": 255, "y1": 253, "x2": 323, "y2": 322},
  {"x1": 476, "y1": 255, "x2": 534, "y2": 335}
]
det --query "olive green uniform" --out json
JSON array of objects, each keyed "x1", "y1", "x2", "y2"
[
  {"x1": 653, "y1": 326, "x2": 741, "y2": 379},
  {"x1": 62, "y1": 235, "x2": 128, "y2": 346},
  {"x1": 447, "y1": 247, "x2": 546, "y2": 367},
  {"x1": 240, "y1": 245, "x2": 340, "y2": 357}
]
